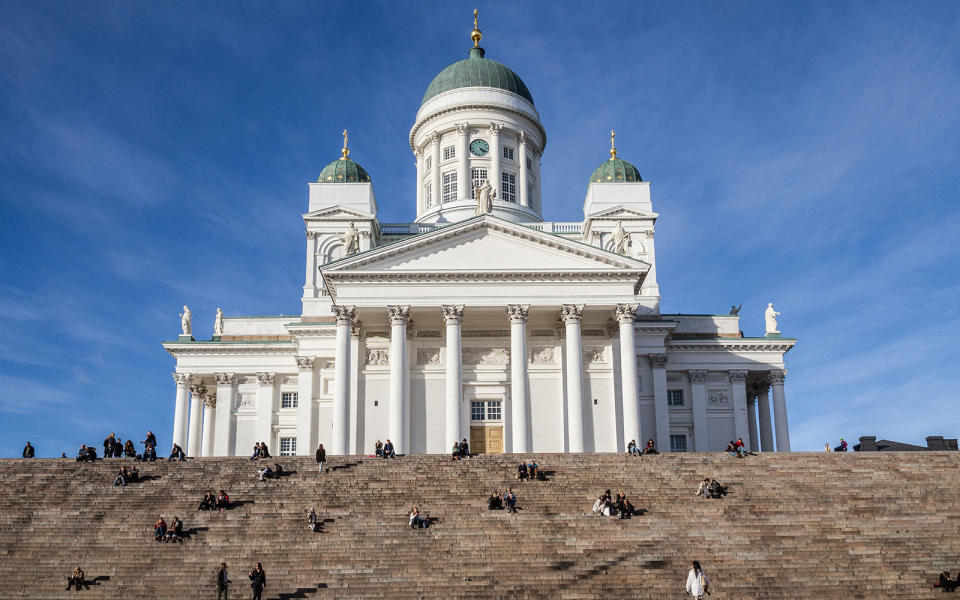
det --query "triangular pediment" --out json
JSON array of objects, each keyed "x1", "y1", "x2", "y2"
[
  {"x1": 587, "y1": 206, "x2": 658, "y2": 220},
  {"x1": 303, "y1": 205, "x2": 375, "y2": 221},
  {"x1": 322, "y1": 216, "x2": 649, "y2": 275}
]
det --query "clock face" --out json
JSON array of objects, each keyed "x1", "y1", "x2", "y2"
[{"x1": 469, "y1": 139, "x2": 489, "y2": 156}]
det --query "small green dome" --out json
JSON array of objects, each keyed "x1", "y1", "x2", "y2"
[
  {"x1": 422, "y1": 47, "x2": 534, "y2": 106},
  {"x1": 318, "y1": 157, "x2": 371, "y2": 183},
  {"x1": 589, "y1": 157, "x2": 642, "y2": 183}
]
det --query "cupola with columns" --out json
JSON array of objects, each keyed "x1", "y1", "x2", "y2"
[{"x1": 410, "y1": 10, "x2": 545, "y2": 224}]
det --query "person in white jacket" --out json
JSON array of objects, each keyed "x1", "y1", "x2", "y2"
[{"x1": 685, "y1": 561, "x2": 708, "y2": 598}]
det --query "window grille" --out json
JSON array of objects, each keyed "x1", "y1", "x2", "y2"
[
  {"x1": 442, "y1": 172, "x2": 457, "y2": 203},
  {"x1": 281, "y1": 392, "x2": 298, "y2": 408},
  {"x1": 500, "y1": 172, "x2": 516, "y2": 202},
  {"x1": 670, "y1": 435, "x2": 687, "y2": 452},
  {"x1": 279, "y1": 437, "x2": 297, "y2": 456},
  {"x1": 667, "y1": 390, "x2": 684, "y2": 407}
]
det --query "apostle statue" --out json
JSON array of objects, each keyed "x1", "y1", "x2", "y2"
[
  {"x1": 180, "y1": 305, "x2": 192, "y2": 336},
  {"x1": 214, "y1": 308, "x2": 224, "y2": 336},
  {"x1": 611, "y1": 221, "x2": 631, "y2": 255},
  {"x1": 340, "y1": 222, "x2": 359, "y2": 256},
  {"x1": 730, "y1": 303, "x2": 742, "y2": 316},
  {"x1": 764, "y1": 302, "x2": 781, "y2": 334},
  {"x1": 473, "y1": 179, "x2": 496, "y2": 215}
]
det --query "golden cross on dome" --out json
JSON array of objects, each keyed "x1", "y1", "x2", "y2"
[
  {"x1": 341, "y1": 129, "x2": 350, "y2": 159},
  {"x1": 610, "y1": 129, "x2": 617, "y2": 160},
  {"x1": 471, "y1": 9, "x2": 483, "y2": 48}
]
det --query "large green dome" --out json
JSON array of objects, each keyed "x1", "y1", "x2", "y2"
[
  {"x1": 318, "y1": 157, "x2": 371, "y2": 183},
  {"x1": 422, "y1": 47, "x2": 534, "y2": 106},
  {"x1": 590, "y1": 157, "x2": 642, "y2": 183}
]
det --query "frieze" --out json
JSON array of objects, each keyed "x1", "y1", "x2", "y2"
[
  {"x1": 531, "y1": 329, "x2": 555, "y2": 337},
  {"x1": 417, "y1": 348, "x2": 441, "y2": 366},
  {"x1": 582, "y1": 346, "x2": 606, "y2": 364},
  {"x1": 365, "y1": 348, "x2": 390, "y2": 367},
  {"x1": 417, "y1": 330, "x2": 441, "y2": 338},
  {"x1": 528, "y1": 347, "x2": 556, "y2": 365},
  {"x1": 463, "y1": 330, "x2": 510, "y2": 338},
  {"x1": 582, "y1": 329, "x2": 605, "y2": 337},
  {"x1": 463, "y1": 347, "x2": 509, "y2": 365}
]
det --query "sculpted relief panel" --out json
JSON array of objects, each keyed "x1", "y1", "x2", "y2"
[
  {"x1": 463, "y1": 347, "x2": 509, "y2": 366},
  {"x1": 365, "y1": 348, "x2": 390, "y2": 367},
  {"x1": 417, "y1": 348, "x2": 441, "y2": 366},
  {"x1": 709, "y1": 391, "x2": 729, "y2": 406},
  {"x1": 528, "y1": 347, "x2": 556, "y2": 365},
  {"x1": 583, "y1": 346, "x2": 606, "y2": 364}
]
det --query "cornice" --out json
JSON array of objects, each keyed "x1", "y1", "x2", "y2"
[
  {"x1": 667, "y1": 338, "x2": 796, "y2": 353},
  {"x1": 163, "y1": 342, "x2": 295, "y2": 356}
]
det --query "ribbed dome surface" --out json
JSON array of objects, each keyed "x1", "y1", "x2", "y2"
[
  {"x1": 589, "y1": 158, "x2": 642, "y2": 183},
  {"x1": 318, "y1": 157, "x2": 371, "y2": 183},
  {"x1": 422, "y1": 47, "x2": 534, "y2": 106}
]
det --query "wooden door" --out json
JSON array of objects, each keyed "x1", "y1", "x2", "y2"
[
  {"x1": 470, "y1": 426, "x2": 486, "y2": 454},
  {"x1": 485, "y1": 426, "x2": 503, "y2": 454}
]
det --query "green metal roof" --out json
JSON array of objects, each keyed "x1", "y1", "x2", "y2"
[
  {"x1": 590, "y1": 157, "x2": 642, "y2": 183},
  {"x1": 318, "y1": 157, "x2": 371, "y2": 183},
  {"x1": 422, "y1": 47, "x2": 534, "y2": 106}
]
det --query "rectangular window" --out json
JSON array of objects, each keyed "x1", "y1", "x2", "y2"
[
  {"x1": 471, "y1": 401, "x2": 485, "y2": 421},
  {"x1": 503, "y1": 146, "x2": 515, "y2": 160},
  {"x1": 281, "y1": 392, "x2": 298, "y2": 409},
  {"x1": 470, "y1": 401, "x2": 502, "y2": 421},
  {"x1": 443, "y1": 146, "x2": 455, "y2": 160},
  {"x1": 526, "y1": 156, "x2": 532, "y2": 170},
  {"x1": 424, "y1": 182, "x2": 432, "y2": 205},
  {"x1": 279, "y1": 437, "x2": 297, "y2": 456},
  {"x1": 670, "y1": 435, "x2": 687, "y2": 452},
  {"x1": 486, "y1": 401, "x2": 501, "y2": 421},
  {"x1": 471, "y1": 168, "x2": 488, "y2": 198},
  {"x1": 425, "y1": 156, "x2": 432, "y2": 170},
  {"x1": 501, "y1": 172, "x2": 516, "y2": 202},
  {"x1": 442, "y1": 172, "x2": 457, "y2": 203},
  {"x1": 667, "y1": 390, "x2": 684, "y2": 407}
]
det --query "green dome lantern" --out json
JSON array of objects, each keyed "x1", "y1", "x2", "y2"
[
  {"x1": 421, "y1": 10, "x2": 534, "y2": 106},
  {"x1": 589, "y1": 129, "x2": 642, "y2": 183},
  {"x1": 317, "y1": 129, "x2": 372, "y2": 183}
]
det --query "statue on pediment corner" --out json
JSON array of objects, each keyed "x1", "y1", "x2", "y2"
[
  {"x1": 214, "y1": 308, "x2": 224, "y2": 336},
  {"x1": 765, "y1": 302, "x2": 781, "y2": 334},
  {"x1": 179, "y1": 305, "x2": 192, "y2": 336}
]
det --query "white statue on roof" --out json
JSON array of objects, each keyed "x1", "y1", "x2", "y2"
[
  {"x1": 340, "y1": 222, "x2": 359, "y2": 256},
  {"x1": 180, "y1": 305, "x2": 192, "y2": 336},
  {"x1": 474, "y1": 179, "x2": 496, "y2": 215},
  {"x1": 765, "y1": 302, "x2": 780, "y2": 334},
  {"x1": 611, "y1": 221, "x2": 631, "y2": 255},
  {"x1": 214, "y1": 308, "x2": 224, "y2": 336}
]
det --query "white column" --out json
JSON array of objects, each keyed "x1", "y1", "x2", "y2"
[
  {"x1": 648, "y1": 354, "x2": 670, "y2": 452},
  {"x1": 457, "y1": 123, "x2": 470, "y2": 201},
  {"x1": 616, "y1": 304, "x2": 641, "y2": 449},
  {"x1": 349, "y1": 324, "x2": 361, "y2": 453},
  {"x1": 187, "y1": 382, "x2": 204, "y2": 458},
  {"x1": 201, "y1": 396, "x2": 216, "y2": 457},
  {"x1": 771, "y1": 369, "x2": 791, "y2": 452},
  {"x1": 254, "y1": 373, "x2": 276, "y2": 451},
  {"x1": 747, "y1": 393, "x2": 760, "y2": 453},
  {"x1": 534, "y1": 156, "x2": 542, "y2": 213},
  {"x1": 489, "y1": 123, "x2": 502, "y2": 200},
  {"x1": 172, "y1": 373, "x2": 190, "y2": 451},
  {"x1": 332, "y1": 305, "x2": 354, "y2": 455},
  {"x1": 689, "y1": 370, "x2": 709, "y2": 452},
  {"x1": 213, "y1": 373, "x2": 235, "y2": 456},
  {"x1": 415, "y1": 149, "x2": 424, "y2": 215},
  {"x1": 730, "y1": 369, "x2": 751, "y2": 447},
  {"x1": 296, "y1": 357, "x2": 316, "y2": 456},
  {"x1": 519, "y1": 131, "x2": 529, "y2": 208},
  {"x1": 509, "y1": 304, "x2": 531, "y2": 453},
  {"x1": 303, "y1": 231, "x2": 317, "y2": 298},
  {"x1": 757, "y1": 378, "x2": 774, "y2": 452},
  {"x1": 430, "y1": 133, "x2": 441, "y2": 208},
  {"x1": 388, "y1": 305, "x2": 410, "y2": 454},
  {"x1": 561, "y1": 304, "x2": 585, "y2": 453},
  {"x1": 442, "y1": 305, "x2": 464, "y2": 450}
]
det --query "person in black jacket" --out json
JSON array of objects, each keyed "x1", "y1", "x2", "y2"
[
  {"x1": 316, "y1": 443, "x2": 326, "y2": 475},
  {"x1": 65, "y1": 566, "x2": 85, "y2": 590},
  {"x1": 22, "y1": 442, "x2": 34, "y2": 458},
  {"x1": 216, "y1": 563, "x2": 231, "y2": 600},
  {"x1": 249, "y1": 563, "x2": 266, "y2": 600}
]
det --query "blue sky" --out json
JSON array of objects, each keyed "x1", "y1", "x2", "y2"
[{"x1": 1, "y1": 1, "x2": 958, "y2": 456}]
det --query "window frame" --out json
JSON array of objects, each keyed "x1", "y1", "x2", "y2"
[
  {"x1": 500, "y1": 171, "x2": 517, "y2": 203},
  {"x1": 279, "y1": 436, "x2": 297, "y2": 456},
  {"x1": 442, "y1": 171, "x2": 458, "y2": 203},
  {"x1": 667, "y1": 389, "x2": 684, "y2": 407},
  {"x1": 471, "y1": 167, "x2": 488, "y2": 199},
  {"x1": 502, "y1": 146, "x2": 515, "y2": 161},
  {"x1": 442, "y1": 146, "x2": 455, "y2": 161},
  {"x1": 670, "y1": 434, "x2": 688, "y2": 452},
  {"x1": 280, "y1": 392, "x2": 298, "y2": 409}
]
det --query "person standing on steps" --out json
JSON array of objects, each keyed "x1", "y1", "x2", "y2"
[
  {"x1": 248, "y1": 563, "x2": 266, "y2": 600},
  {"x1": 22, "y1": 441, "x2": 34, "y2": 458},
  {"x1": 216, "y1": 562, "x2": 231, "y2": 600},
  {"x1": 685, "y1": 560, "x2": 709, "y2": 599},
  {"x1": 316, "y1": 443, "x2": 326, "y2": 475}
]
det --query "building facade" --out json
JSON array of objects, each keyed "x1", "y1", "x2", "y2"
[{"x1": 163, "y1": 18, "x2": 795, "y2": 457}]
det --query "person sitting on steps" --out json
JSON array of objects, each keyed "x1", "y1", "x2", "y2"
[
  {"x1": 308, "y1": 507, "x2": 320, "y2": 532},
  {"x1": 383, "y1": 439, "x2": 396, "y2": 458},
  {"x1": 250, "y1": 442, "x2": 261, "y2": 461},
  {"x1": 709, "y1": 479, "x2": 728, "y2": 498},
  {"x1": 451, "y1": 441, "x2": 461, "y2": 460},
  {"x1": 124, "y1": 439, "x2": 137, "y2": 458},
  {"x1": 592, "y1": 494, "x2": 605, "y2": 515},
  {"x1": 375, "y1": 440, "x2": 383, "y2": 457},
  {"x1": 516, "y1": 461, "x2": 528, "y2": 481},
  {"x1": 165, "y1": 516, "x2": 183, "y2": 543},
  {"x1": 169, "y1": 443, "x2": 185, "y2": 461},
  {"x1": 259, "y1": 442, "x2": 271, "y2": 458},
  {"x1": 835, "y1": 437, "x2": 848, "y2": 452},
  {"x1": 65, "y1": 566, "x2": 85, "y2": 591},
  {"x1": 113, "y1": 467, "x2": 127, "y2": 486},
  {"x1": 153, "y1": 517, "x2": 167, "y2": 542},
  {"x1": 503, "y1": 488, "x2": 517, "y2": 513},
  {"x1": 22, "y1": 441, "x2": 34, "y2": 458},
  {"x1": 697, "y1": 478, "x2": 711, "y2": 499},
  {"x1": 257, "y1": 465, "x2": 272, "y2": 482},
  {"x1": 142, "y1": 442, "x2": 157, "y2": 462},
  {"x1": 198, "y1": 491, "x2": 216, "y2": 511},
  {"x1": 936, "y1": 571, "x2": 959, "y2": 591},
  {"x1": 127, "y1": 466, "x2": 139, "y2": 483},
  {"x1": 527, "y1": 459, "x2": 539, "y2": 481},
  {"x1": 216, "y1": 489, "x2": 230, "y2": 510},
  {"x1": 488, "y1": 490, "x2": 503, "y2": 510},
  {"x1": 409, "y1": 506, "x2": 426, "y2": 529},
  {"x1": 642, "y1": 439, "x2": 658, "y2": 455},
  {"x1": 458, "y1": 438, "x2": 469, "y2": 458},
  {"x1": 626, "y1": 439, "x2": 639, "y2": 456}
]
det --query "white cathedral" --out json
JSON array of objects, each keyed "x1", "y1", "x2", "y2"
[{"x1": 164, "y1": 15, "x2": 795, "y2": 458}]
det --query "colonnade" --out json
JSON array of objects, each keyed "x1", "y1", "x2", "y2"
[{"x1": 747, "y1": 370, "x2": 790, "y2": 452}]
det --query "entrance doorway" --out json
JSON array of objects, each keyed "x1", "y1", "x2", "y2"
[{"x1": 470, "y1": 400, "x2": 504, "y2": 454}]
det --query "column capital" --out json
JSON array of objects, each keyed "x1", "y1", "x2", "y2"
[
  {"x1": 456, "y1": 122, "x2": 468, "y2": 136},
  {"x1": 519, "y1": 130, "x2": 526, "y2": 145},
  {"x1": 256, "y1": 372, "x2": 275, "y2": 385},
  {"x1": 489, "y1": 122, "x2": 502, "y2": 134},
  {"x1": 415, "y1": 147, "x2": 424, "y2": 159},
  {"x1": 729, "y1": 369, "x2": 749, "y2": 383},
  {"x1": 332, "y1": 304, "x2": 356, "y2": 325},
  {"x1": 507, "y1": 304, "x2": 530, "y2": 324},
  {"x1": 215, "y1": 373, "x2": 234, "y2": 386},
  {"x1": 647, "y1": 353, "x2": 668, "y2": 369},
  {"x1": 615, "y1": 303, "x2": 638, "y2": 324},
  {"x1": 643, "y1": 229, "x2": 655, "y2": 239},
  {"x1": 351, "y1": 323, "x2": 362, "y2": 338},
  {"x1": 306, "y1": 230, "x2": 317, "y2": 240},
  {"x1": 430, "y1": 131, "x2": 441, "y2": 144},
  {"x1": 388, "y1": 305, "x2": 411, "y2": 325},
  {"x1": 190, "y1": 380, "x2": 209, "y2": 397},
  {"x1": 296, "y1": 357, "x2": 315, "y2": 371},
  {"x1": 203, "y1": 395, "x2": 217, "y2": 408},
  {"x1": 172, "y1": 372, "x2": 191, "y2": 386},
  {"x1": 442, "y1": 305, "x2": 464, "y2": 325},
  {"x1": 689, "y1": 369, "x2": 707, "y2": 384},
  {"x1": 560, "y1": 304, "x2": 584, "y2": 324},
  {"x1": 769, "y1": 368, "x2": 787, "y2": 384}
]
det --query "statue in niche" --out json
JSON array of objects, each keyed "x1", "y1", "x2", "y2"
[
  {"x1": 611, "y1": 221, "x2": 631, "y2": 255},
  {"x1": 473, "y1": 180, "x2": 496, "y2": 215},
  {"x1": 730, "y1": 303, "x2": 742, "y2": 316},
  {"x1": 214, "y1": 308, "x2": 224, "y2": 336},
  {"x1": 764, "y1": 302, "x2": 781, "y2": 334},
  {"x1": 340, "y1": 222, "x2": 359, "y2": 256},
  {"x1": 179, "y1": 305, "x2": 192, "y2": 336}
]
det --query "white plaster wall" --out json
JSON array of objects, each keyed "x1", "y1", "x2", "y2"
[
  {"x1": 234, "y1": 417, "x2": 256, "y2": 457},
  {"x1": 671, "y1": 315, "x2": 741, "y2": 337},
  {"x1": 361, "y1": 376, "x2": 390, "y2": 453},
  {"x1": 583, "y1": 182, "x2": 651, "y2": 216},
  {"x1": 307, "y1": 183, "x2": 377, "y2": 215},
  {"x1": 584, "y1": 373, "x2": 617, "y2": 452},
  {"x1": 221, "y1": 317, "x2": 293, "y2": 336}
]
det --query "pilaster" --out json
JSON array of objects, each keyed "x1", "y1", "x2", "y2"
[
  {"x1": 254, "y1": 373, "x2": 277, "y2": 452},
  {"x1": 648, "y1": 354, "x2": 670, "y2": 452},
  {"x1": 296, "y1": 357, "x2": 316, "y2": 456},
  {"x1": 213, "y1": 373, "x2": 235, "y2": 456},
  {"x1": 730, "y1": 369, "x2": 751, "y2": 448},
  {"x1": 689, "y1": 369, "x2": 708, "y2": 452}
]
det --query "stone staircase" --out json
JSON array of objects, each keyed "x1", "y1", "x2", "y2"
[{"x1": 1, "y1": 452, "x2": 958, "y2": 599}]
